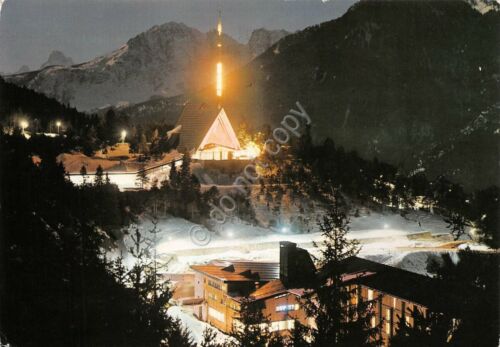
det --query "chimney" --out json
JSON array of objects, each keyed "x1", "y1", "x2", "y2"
[
  {"x1": 280, "y1": 241, "x2": 297, "y2": 287},
  {"x1": 279, "y1": 241, "x2": 316, "y2": 289}
]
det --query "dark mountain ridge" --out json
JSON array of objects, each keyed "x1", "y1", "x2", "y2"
[{"x1": 184, "y1": 0, "x2": 499, "y2": 189}]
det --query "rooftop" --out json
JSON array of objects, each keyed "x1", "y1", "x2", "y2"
[
  {"x1": 334, "y1": 257, "x2": 451, "y2": 310},
  {"x1": 58, "y1": 150, "x2": 182, "y2": 174},
  {"x1": 191, "y1": 264, "x2": 260, "y2": 282},
  {"x1": 175, "y1": 102, "x2": 220, "y2": 151},
  {"x1": 250, "y1": 279, "x2": 305, "y2": 301}
]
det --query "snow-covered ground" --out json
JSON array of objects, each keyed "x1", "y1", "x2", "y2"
[
  {"x1": 168, "y1": 306, "x2": 235, "y2": 345},
  {"x1": 117, "y1": 209, "x2": 480, "y2": 276}
]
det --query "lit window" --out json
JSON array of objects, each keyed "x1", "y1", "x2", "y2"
[
  {"x1": 386, "y1": 308, "x2": 391, "y2": 321},
  {"x1": 393, "y1": 298, "x2": 397, "y2": 308},
  {"x1": 208, "y1": 307, "x2": 225, "y2": 323},
  {"x1": 276, "y1": 304, "x2": 297, "y2": 312},
  {"x1": 386, "y1": 322, "x2": 391, "y2": 335},
  {"x1": 368, "y1": 289, "x2": 374, "y2": 301},
  {"x1": 371, "y1": 316, "x2": 376, "y2": 328},
  {"x1": 270, "y1": 320, "x2": 295, "y2": 331}
]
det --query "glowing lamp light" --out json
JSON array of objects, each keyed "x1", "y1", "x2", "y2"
[
  {"x1": 281, "y1": 226, "x2": 289, "y2": 233},
  {"x1": 227, "y1": 230, "x2": 234, "y2": 238},
  {"x1": 217, "y1": 20, "x2": 222, "y2": 36},
  {"x1": 216, "y1": 62, "x2": 223, "y2": 97},
  {"x1": 121, "y1": 130, "x2": 127, "y2": 143},
  {"x1": 383, "y1": 224, "x2": 390, "y2": 229},
  {"x1": 56, "y1": 120, "x2": 62, "y2": 135},
  {"x1": 20, "y1": 120, "x2": 29, "y2": 130},
  {"x1": 244, "y1": 143, "x2": 261, "y2": 159}
]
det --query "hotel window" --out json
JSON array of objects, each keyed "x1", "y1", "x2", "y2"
[
  {"x1": 367, "y1": 289, "x2": 374, "y2": 301},
  {"x1": 405, "y1": 315, "x2": 411, "y2": 326},
  {"x1": 270, "y1": 320, "x2": 295, "y2": 332},
  {"x1": 208, "y1": 307, "x2": 225, "y2": 323},
  {"x1": 386, "y1": 308, "x2": 392, "y2": 334},
  {"x1": 208, "y1": 280, "x2": 221, "y2": 290},
  {"x1": 276, "y1": 304, "x2": 297, "y2": 312},
  {"x1": 393, "y1": 297, "x2": 397, "y2": 308}
]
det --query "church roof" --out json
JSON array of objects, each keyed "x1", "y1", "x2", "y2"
[{"x1": 175, "y1": 102, "x2": 240, "y2": 152}]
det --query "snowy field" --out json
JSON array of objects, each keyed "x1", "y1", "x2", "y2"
[{"x1": 117, "y1": 209, "x2": 484, "y2": 276}]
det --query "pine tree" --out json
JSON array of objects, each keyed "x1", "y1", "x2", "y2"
[
  {"x1": 305, "y1": 194, "x2": 378, "y2": 347},
  {"x1": 124, "y1": 220, "x2": 195, "y2": 346},
  {"x1": 165, "y1": 322, "x2": 196, "y2": 347},
  {"x1": 285, "y1": 320, "x2": 312, "y2": 347},
  {"x1": 136, "y1": 164, "x2": 149, "y2": 189},
  {"x1": 138, "y1": 131, "x2": 149, "y2": 154},
  {"x1": 390, "y1": 308, "x2": 452, "y2": 347},
  {"x1": 169, "y1": 160, "x2": 179, "y2": 187},
  {"x1": 180, "y1": 152, "x2": 192, "y2": 184},
  {"x1": 94, "y1": 164, "x2": 104, "y2": 185},
  {"x1": 149, "y1": 128, "x2": 163, "y2": 159},
  {"x1": 177, "y1": 152, "x2": 200, "y2": 218},
  {"x1": 200, "y1": 328, "x2": 223, "y2": 347},
  {"x1": 268, "y1": 332, "x2": 286, "y2": 347},
  {"x1": 444, "y1": 212, "x2": 470, "y2": 240},
  {"x1": 80, "y1": 165, "x2": 87, "y2": 184},
  {"x1": 231, "y1": 298, "x2": 271, "y2": 347},
  {"x1": 426, "y1": 251, "x2": 499, "y2": 346}
]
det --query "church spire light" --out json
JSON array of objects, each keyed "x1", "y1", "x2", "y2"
[{"x1": 216, "y1": 10, "x2": 223, "y2": 98}]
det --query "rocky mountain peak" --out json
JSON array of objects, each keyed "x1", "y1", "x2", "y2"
[
  {"x1": 248, "y1": 28, "x2": 289, "y2": 57},
  {"x1": 15, "y1": 65, "x2": 30, "y2": 74},
  {"x1": 40, "y1": 50, "x2": 74, "y2": 69}
]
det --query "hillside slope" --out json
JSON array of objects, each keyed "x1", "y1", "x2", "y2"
[{"x1": 187, "y1": 0, "x2": 499, "y2": 189}]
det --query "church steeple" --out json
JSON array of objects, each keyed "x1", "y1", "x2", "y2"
[
  {"x1": 217, "y1": 10, "x2": 222, "y2": 39},
  {"x1": 216, "y1": 10, "x2": 223, "y2": 99}
]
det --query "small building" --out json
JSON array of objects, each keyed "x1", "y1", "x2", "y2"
[
  {"x1": 60, "y1": 149, "x2": 183, "y2": 191},
  {"x1": 175, "y1": 102, "x2": 256, "y2": 161}
]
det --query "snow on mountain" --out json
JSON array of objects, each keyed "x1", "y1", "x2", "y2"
[
  {"x1": 5, "y1": 23, "x2": 246, "y2": 111},
  {"x1": 40, "y1": 50, "x2": 74, "y2": 69},
  {"x1": 464, "y1": 0, "x2": 500, "y2": 13},
  {"x1": 5, "y1": 23, "x2": 288, "y2": 112}
]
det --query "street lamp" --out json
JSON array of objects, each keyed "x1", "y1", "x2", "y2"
[
  {"x1": 56, "y1": 121, "x2": 62, "y2": 135},
  {"x1": 121, "y1": 130, "x2": 127, "y2": 143},
  {"x1": 20, "y1": 120, "x2": 29, "y2": 134}
]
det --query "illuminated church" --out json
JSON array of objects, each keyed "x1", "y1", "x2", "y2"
[{"x1": 175, "y1": 13, "x2": 256, "y2": 161}]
